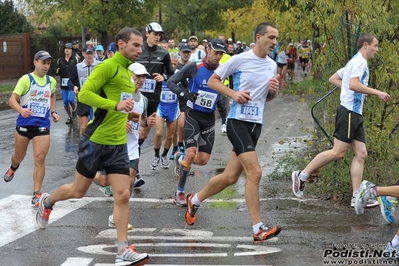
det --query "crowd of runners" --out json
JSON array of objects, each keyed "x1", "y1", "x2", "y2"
[{"x1": 3, "y1": 20, "x2": 397, "y2": 265}]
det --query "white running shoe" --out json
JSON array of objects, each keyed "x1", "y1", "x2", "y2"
[
  {"x1": 354, "y1": 180, "x2": 376, "y2": 215},
  {"x1": 108, "y1": 215, "x2": 133, "y2": 230}
]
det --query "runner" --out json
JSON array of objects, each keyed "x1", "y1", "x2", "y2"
[
  {"x1": 151, "y1": 53, "x2": 179, "y2": 170},
  {"x1": 183, "y1": 22, "x2": 282, "y2": 244},
  {"x1": 4, "y1": 50, "x2": 60, "y2": 208},
  {"x1": 291, "y1": 33, "x2": 390, "y2": 208},
  {"x1": 166, "y1": 39, "x2": 225, "y2": 206},
  {"x1": 35, "y1": 27, "x2": 150, "y2": 266}
]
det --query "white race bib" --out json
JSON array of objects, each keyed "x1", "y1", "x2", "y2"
[
  {"x1": 29, "y1": 101, "x2": 47, "y2": 118},
  {"x1": 141, "y1": 79, "x2": 156, "y2": 93},
  {"x1": 160, "y1": 90, "x2": 177, "y2": 103},
  {"x1": 79, "y1": 78, "x2": 87, "y2": 87},
  {"x1": 236, "y1": 100, "x2": 264, "y2": 122},
  {"x1": 194, "y1": 90, "x2": 218, "y2": 109},
  {"x1": 120, "y1": 92, "x2": 133, "y2": 113},
  {"x1": 61, "y1": 78, "x2": 69, "y2": 87}
]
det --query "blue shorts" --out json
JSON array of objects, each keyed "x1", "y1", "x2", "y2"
[
  {"x1": 156, "y1": 103, "x2": 179, "y2": 122},
  {"x1": 61, "y1": 88, "x2": 75, "y2": 107}
]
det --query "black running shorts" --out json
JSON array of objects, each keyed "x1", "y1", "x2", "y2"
[
  {"x1": 333, "y1": 105, "x2": 365, "y2": 144},
  {"x1": 184, "y1": 108, "x2": 215, "y2": 154},
  {"x1": 227, "y1": 119, "x2": 262, "y2": 156},
  {"x1": 16, "y1": 126, "x2": 50, "y2": 140},
  {"x1": 76, "y1": 135, "x2": 130, "y2": 178}
]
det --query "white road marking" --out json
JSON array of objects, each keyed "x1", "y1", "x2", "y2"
[
  {"x1": 98, "y1": 228, "x2": 278, "y2": 243},
  {"x1": 78, "y1": 242, "x2": 281, "y2": 257},
  {"x1": 60, "y1": 257, "x2": 93, "y2": 266},
  {"x1": 0, "y1": 195, "x2": 91, "y2": 248}
]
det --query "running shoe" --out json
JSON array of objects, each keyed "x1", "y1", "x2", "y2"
[
  {"x1": 354, "y1": 180, "x2": 376, "y2": 215},
  {"x1": 4, "y1": 165, "x2": 18, "y2": 182},
  {"x1": 185, "y1": 193, "x2": 199, "y2": 225},
  {"x1": 99, "y1": 185, "x2": 113, "y2": 197},
  {"x1": 160, "y1": 156, "x2": 169, "y2": 169},
  {"x1": 108, "y1": 215, "x2": 134, "y2": 230},
  {"x1": 174, "y1": 151, "x2": 182, "y2": 178},
  {"x1": 36, "y1": 193, "x2": 52, "y2": 229},
  {"x1": 133, "y1": 174, "x2": 145, "y2": 189},
  {"x1": 378, "y1": 196, "x2": 395, "y2": 224},
  {"x1": 221, "y1": 124, "x2": 227, "y2": 134},
  {"x1": 72, "y1": 110, "x2": 77, "y2": 121},
  {"x1": 31, "y1": 192, "x2": 42, "y2": 208},
  {"x1": 151, "y1": 156, "x2": 160, "y2": 170},
  {"x1": 65, "y1": 117, "x2": 74, "y2": 124},
  {"x1": 383, "y1": 242, "x2": 399, "y2": 260},
  {"x1": 169, "y1": 147, "x2": 178, "y2": 160},
  {"x1": 115, "y1": 244, "x2": 149, "y2": 266},
  {"x1": 350, "y1": 196, "x2": 379, "y2": 208},
  {"x1": 291, "y1": 170, "x2": 305, "y2": 198},
  {"x1": 253, "y1": 224, "x2": 282, "y2": 243},
  {"x1": 179, "y1": 145, "x2": 186, "y2": 156},
  {"x1": 174, "y1": 191, "x2": 187, "y2": 207}
]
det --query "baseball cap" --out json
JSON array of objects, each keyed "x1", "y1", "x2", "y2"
[
  {"x1": 242, "y1": 41, "x2": 246, "y2": 44},
  {"x1": 179, "y1": 43, "x2": 191, "y2": 52},
  {"x1": 34, "y1": 50, "x2": 52, "y2": 61},
  {"x1": 289, "y1": 43, "x2": 294, "y2": 46},
  {"x1": 83, "y1": 45, "x2": 94, "y2": 53},
  {"x1": 202, "y1": 39, "x2": 208, "y2": 43},
  {"x1": 237, "y1": 40, "x2": 242, "y2": 44},
  {"x1": 107, "y1": 42, "x2": 116, "y2": 53},
  {"x1": 64, "y1": 43, "x2": 73, "y2": 49},
  {"x1": 146, "y1": 22, "x2": 164, "y2": 33},
  {"x1": 95, "y1": 45, "x2": 104, "y2": 51},
  {"x1": 72, "y1": 40, "x2": 79, "y2": 45},
  {"x1": 208, "y1": 39, "x2": 226, "y2": 53},
  {"x1": 189, "y1": 36, "x2": 198, "y2": 41},
  {"x1": 228, "y1": 38, "x2": 233, "y2": 42},
  {"x1": 129, "y1": 63, "x2": 150, "y2": 76}
]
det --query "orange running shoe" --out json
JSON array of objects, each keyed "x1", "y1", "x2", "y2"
[
  {"x1": 253, "y1": 225, "x2": 282, "y2": 243},
  {"x1": 31, "y1": 192, "x2": 42, "y2": 208},
  {"x1": 185, "y1": 194, "x2": 199, "y2": 226},
  {"x1": 4, "y1": 165, "x2": 18, "y2": 182}
]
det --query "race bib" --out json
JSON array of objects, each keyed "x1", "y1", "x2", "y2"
[
  {"x1": 132, "y1": 121, "x2": 139, "y2": 131},
  {"x1": 120, "y1": 92, "x2": 133, "y2": 113},
  {"x1": 141, "y1": 79, "x2": 156, "y2": 93},
  {"x1": 160, "y1": 90, "x2": 177, "y2": 103},
  {"x1": 194, "y1": 90, "x2": 218, "y2": 109},
  {"x1": 79, "y1": 78, "x2": 87, "y2": 87},
  {"x1": 236, "y1": 101, "x2": 264, "y2": 121},
  {"x1": 61, "y1": 78, "x2": 69, "y2": 87},
  {"x1": 29, "y1": 101, "x2": 47, "y2": 118}
]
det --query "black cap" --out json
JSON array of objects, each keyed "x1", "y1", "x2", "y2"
[
  {"x1": 72, "y1": 40, "x2": 79, "y2": 45},
  {"x1": 34, "y1": 50, "x2": 52, "y2": 61},
  {"x1": 179, "y1": 43, "x2": 192, "y2": 52},
  {"x1": 83, "y1": 45, "x2": 94, "y2": 53},
  {"x1": 64, "y1": 43, "x2": 73, "y2": 49},
  {"x1": 208, "y1": 39, "x2": 226, "y2": 52}
]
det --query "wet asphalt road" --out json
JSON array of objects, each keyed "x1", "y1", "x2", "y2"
[{"x1": 0, "y1": 92, "x2": 396, "y2": 266}]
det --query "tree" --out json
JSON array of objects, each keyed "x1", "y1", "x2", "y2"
[
  {"x1": 0, "y1": 0, "x2": 33, "y2": 34},
  {"x1": 22, "y1": 0, "x2": 158, "y2": 45},
  {"x1": 160, "y1": 0, "x2": 254, "y2": 37}
]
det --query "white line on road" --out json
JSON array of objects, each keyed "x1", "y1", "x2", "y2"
[
  {"x1": 0, "y1": 194, "x2": 296, "y2": 249},
  {"x1": 60, "y1": 257, "x2": 93, "y2": 266}
]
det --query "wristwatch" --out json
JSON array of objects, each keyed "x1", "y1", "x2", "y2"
[{"x1": 51, "y1": 111, "x2": 57, "y2": 115}]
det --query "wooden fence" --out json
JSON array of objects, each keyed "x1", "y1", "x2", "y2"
[{"x1": 0, "y1": 33, "x2": 30, "y2": 80}]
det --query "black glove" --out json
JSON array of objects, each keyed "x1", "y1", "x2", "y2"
[{"x1": 183, "y1": 92, "x2": 199, "y2": 102}]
